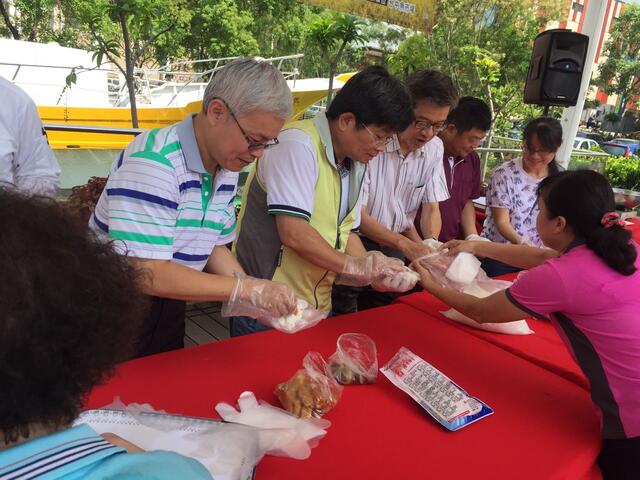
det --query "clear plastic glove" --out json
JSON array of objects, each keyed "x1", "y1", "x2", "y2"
[
  {"x1": 465, "y1": 234, "x2": 491, "y2": 242},
  {"x1": 335, "y1": 251, "x2": 405, "y2": 287},
  {"x1": 371, "y1": 266, "x2": 420, "y2": 293},
  {"x1": 422, "y1": 237, "x2": 443, "y2": 249},
  {"x1": 222, "y1": 275, "x2": 297, "y2": 320},
  {"x1": 399, "y1": 238, "x2": 435, "y2": 261},
  {"x1": 215, "y1": 391, "x2": 329, "y2": 460}
]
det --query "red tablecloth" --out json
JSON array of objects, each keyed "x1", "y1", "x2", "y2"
[
  {"x1": 86, "y1": 304, "x2": 601, "y2": 480},
  {"x1": 395, "y1": 291, "x2": 590, "y2": 391},
  {"x1": 627, "y1": 217, "x2": 640, "y2": 243}
]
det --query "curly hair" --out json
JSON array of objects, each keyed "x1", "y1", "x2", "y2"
[{"x1": 0, "y1": 189, "x2": 147, "y2": 444}]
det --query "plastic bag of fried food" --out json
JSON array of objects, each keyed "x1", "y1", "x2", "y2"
[{"x1": 275, "y1": 352, "x2": 343, "y2": 419}]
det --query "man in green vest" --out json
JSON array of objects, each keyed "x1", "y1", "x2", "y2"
[{"x1": 232, "y1": 66, "x2": 416, "y2": 336}]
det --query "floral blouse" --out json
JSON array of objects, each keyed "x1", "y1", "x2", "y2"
[{"x1": 481, "y1": 158, "x2": 545, "y2": 247}]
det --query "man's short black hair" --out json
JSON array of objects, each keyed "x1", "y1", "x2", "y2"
[
  {"x1": 446, "y1": 96, "x2": 492, "y2": 133},
  {"x1": 406, "y1": 70, "x2": 458, "y2": 108},
  {"x1": 326, "y1": 65, "x2": 414, "y2": 132}
]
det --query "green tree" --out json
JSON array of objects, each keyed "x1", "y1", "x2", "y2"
[
  {"x1": 595, "y1": 4, "x2": 640, "y2": 117},
  {"x1": 0, "y1": 0, "x2": 76, "y2": 45},
  {"x1": 63, "y1": 0, "x2": 190, "y2": 127},
  {"x1": 307, "y1": 13, "x2": 366, "y2": 104},
  {"x1": 389, "y1": 0, "x2": 562, "y2": 137},
  {"x1": 177, "y1": 0, "x2": 258, "y2": 65}
]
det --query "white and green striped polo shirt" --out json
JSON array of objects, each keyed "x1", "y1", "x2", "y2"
[{"x1": 90, "y1": 115, "x2": 238, "y2": 272}]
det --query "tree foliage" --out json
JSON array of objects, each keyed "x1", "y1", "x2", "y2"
[
  {"x1": 307, "y1": 13, "x2": 365, "y2": 104},
  {"x1": 0, "y1": 0, "x2": 76, "y2": 44},
  {"x1": 389, "y1": 0, "x2": 563, "y2": 136},
  {"x1": 595, "y1": 4, "x2": 640, "y2": 116},
  {"x1": 62, "y1": 0, "x2": 190, "y2": 127}
]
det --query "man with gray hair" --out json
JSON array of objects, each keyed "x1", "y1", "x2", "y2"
[{"x1": 90, "y1": 58, "x2": 297, "y2": 356}]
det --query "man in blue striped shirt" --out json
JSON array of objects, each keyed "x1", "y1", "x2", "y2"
[{"x1": 90, "y1": 58, "x2": 297, "y2": 356}]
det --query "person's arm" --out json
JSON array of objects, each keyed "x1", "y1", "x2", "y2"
[
  {"x1": 442, "y1": 239, "x2": 559, "y2": 270},
  {"x1": 460, "y1": 200, "x2": 479, "y2": 238},
  {"x1": 419, "y1": 201, "x2": 442, "y2": 240},
  {"x1": 132, "y1": 258, "x2": 237, "y2": 302},
  {"x1": 491, "y1": 207, "x2": 522, "y2": 244},
  {"x1": 359, "y1": 208, "x2": 432, "y2": 261},
  {"x1": 414, "y1": 262, "x2": 527, "y2": 323},
  {"x1": 402, "y1": 225, "x2": 422, "y2": 243},
  {"x1": 204, "y1": 244, "x2": 244, "y2": 276},
  {"x1": 345, "y1": 231, "x2": 367, "y2": 256},
  {"x1": 133, "y1": 258, "x2": 296, "y2": 316},
  {"x1": 102, "y1": 433, "x2": 144, "y2": 453},
  {"x1": 14, "y1": 94, "x2": 60, "y2": 197},
  {"x1": 276, "y1": 215, "x2": 349, "y2": 273}
]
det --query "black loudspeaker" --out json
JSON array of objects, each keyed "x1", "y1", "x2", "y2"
[{"x1": 524, "y1": 29, "x2": 589, "y2": 107}]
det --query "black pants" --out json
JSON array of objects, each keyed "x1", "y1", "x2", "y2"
[
  {"x1": 331, "y1": 236, "x2": 409, "y2": 315},
  {"x1": 480, "y1": 257, "x2": 522, "y2": 277},
  {"x1": 598, "y1": 436, "x2": 640, "y2": 480},
  {"x1": 133, "y1": 296, "x2": 186, "y2": 358}
]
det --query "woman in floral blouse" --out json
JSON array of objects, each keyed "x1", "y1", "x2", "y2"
[{"x1": 481, "y1": 117, "x2": 563, "y2": 276}]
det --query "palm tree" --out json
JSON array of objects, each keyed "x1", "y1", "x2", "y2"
[{"x1": 307, "y1": 14, "x2": 365, "y2": 105}]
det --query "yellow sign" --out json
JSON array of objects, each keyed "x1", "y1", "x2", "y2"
[{"x1": 300, "y1": 0, "x2": 435, "y2": 31}]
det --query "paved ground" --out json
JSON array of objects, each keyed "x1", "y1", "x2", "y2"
[{"x1": 184, "y1": 302, "x2": 229, "y2": 346}]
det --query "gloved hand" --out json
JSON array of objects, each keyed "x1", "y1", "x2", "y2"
[
  {"x1": 335, "y1": 251, "x2": 405, "y2": 287},
  {"x1": 215, "y1": 391, "x2": 329, "y2": 460},
  {"x1": 222, "y1": 275, "x2": 297, "y2": 320},
  {"x1": 465, "y1": 234, "x2": 490, "y2": 242},
  {"x1": 371, "y1": 266, "x2": 420, "y2": 293},
  {"x1": 422, "y1": 237, "x2": 444, "y2": 249}
]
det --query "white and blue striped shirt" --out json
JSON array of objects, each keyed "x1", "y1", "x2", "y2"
[{"x1": 90, "y1": 115, "x2": 238, "y2": 272}]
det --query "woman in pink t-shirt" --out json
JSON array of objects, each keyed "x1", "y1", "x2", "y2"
[{"x1": 413, "y1": 170, "x2": 639, "y2": 479}]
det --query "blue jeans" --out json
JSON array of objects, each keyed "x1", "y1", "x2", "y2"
[
  {"x1": 230, "y1": 316, "x2": 272, "y2": 337},
  {"x1": 480, "y1": 257, "x2": 522, "y2": 277}
]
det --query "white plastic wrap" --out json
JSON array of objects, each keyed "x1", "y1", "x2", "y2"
[
  {"x1": 444, "y1": 252, "x2": 482, "y2": 284},
  {"x1": 375, "y1": 266, "x2": 420, "y2": 293},
  {"x1": 268, "y1": 298, "x2": 329, "y2": 333},
  {"x1": 418, "y1": 252, "x2": 533, "y2": 335}
]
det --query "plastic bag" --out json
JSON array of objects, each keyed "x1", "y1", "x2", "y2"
[
  {"x1": 275, "y1": 352, "x2": 343, "y2": 419},
  {"x1": 328, "y1": 333, "x2": 378, "y2": 384}
]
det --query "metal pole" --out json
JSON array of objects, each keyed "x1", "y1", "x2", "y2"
[{"x1": 556, "y1": 0, "x2": 608, "y2": 168}]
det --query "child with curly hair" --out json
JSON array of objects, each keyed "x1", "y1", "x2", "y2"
[{"x1": 0, "y1": 190, "x2": 211, "y2": 479}]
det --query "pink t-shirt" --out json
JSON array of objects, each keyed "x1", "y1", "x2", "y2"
[{"x1": 507, "y1": 242, "x2": 640, "y2": 439}]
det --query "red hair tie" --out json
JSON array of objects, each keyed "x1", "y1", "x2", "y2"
[{"x1": 601, "y1": 212, "x2": 624, "y2": 229}]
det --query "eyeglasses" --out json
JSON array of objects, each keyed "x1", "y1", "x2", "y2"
[
  {"x1": 523, "y1": 145, "x2": 555, "y2": 156},
  {"x1": 414, "y1": 119, "x2": 447, "y2": 133},
  {"x1": 216, "y1": 97, "x2": 279, "y2": 151},
  {"x1": 361, "y1": 123, "x2": 394, "y2": 148}
]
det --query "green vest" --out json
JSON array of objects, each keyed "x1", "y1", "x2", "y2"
[{"x1": 234, "y1": 118, "x2": 364, "y2": 311}]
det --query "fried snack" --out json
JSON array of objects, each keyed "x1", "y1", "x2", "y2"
[{"x1": 275, "y1": 370, "x2": 339, "y2": 419}]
